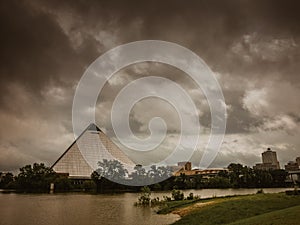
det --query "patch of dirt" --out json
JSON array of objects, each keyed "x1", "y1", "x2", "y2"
[{"x1": 171, "y1": 201, "x2": 217, "y2": 217}]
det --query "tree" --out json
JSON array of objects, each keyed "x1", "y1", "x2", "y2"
[
  {"x1": 254, "y1": 169, "x2": 273, "y2": 187},
  {"x1": 218, "y1": 170, "x2": 229, "y2": 178},
  {"x1": 15, "y1": 163, "x2": 57, "y2": 192},
  {"x1": 207, "y1": 176, "x2": 232, "y2": 188},
  {"x1": 130, "y1": 164, "x2": 147, "y2": 184},
  {"x1": 83, "y1": 180, "x2": 96, "y2": 191},
  {"x1": 174, "y1": 173, "x2": 188, "y2": 189},
  {"x1": 137, "y1": 186, "x2": 151, "y2": 205},
  {"x1": 157, "y1": 166, "x2": 173, "y2": 180},
  {"x1": 147, "y1": 165, "x2": 173, "y2": 183},
  {"x1": 91, "y1": 170, "x2": 100, "y2": 182},
  {"x1": 270, "y1": 169, "x2": 287, "y2": 187},
  {"x1": 54, "y1": 176, "x2": 72, "y2": 191},
  {"x1": 228, "y1": 163, "x2": 256, "y2": 188},
  {"x1": 194, "y1": 175, "x2": 204, "y2": 189},
  {"x1": 96, "y1": 159, "x2": 128, "y2": 181},
  {"x1": 0, "y1": 172, "x2": 14, "y2": 189}
]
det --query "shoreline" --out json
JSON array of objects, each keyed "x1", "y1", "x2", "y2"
[
  {"x1": 0, "y1": 187, "x2": 292, "y2": 195},
  {"x1": 159, "y1": 192, "x2": 300, "y2": 225}
]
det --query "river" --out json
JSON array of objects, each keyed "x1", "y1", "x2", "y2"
[{"x1": 0, "y1": 188, "x2": 291, "y2": 225}]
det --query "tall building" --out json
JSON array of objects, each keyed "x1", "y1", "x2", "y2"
[
  {"x1": 262, "y1": 148, "x2": 280, "y2": 169},
  {"x1": 254, "y1": 148, "x2": 280, "y2": 170},
  {"x1": 52, "y1": 123, "x2": 135, "y2": 179},
  {"x1": 296, "y1": 157, "x2": 300, "y2": 166}
]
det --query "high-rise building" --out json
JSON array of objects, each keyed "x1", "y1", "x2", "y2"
[
  {"x1": 254, "y1": 148, "x2": 280, "y2": 170},
  {"x1": 296, "y1": 157, "x2": 300, "y2": 166},
  {"x1": 262, "y1": 148, "x2": 280, "y2": 169}
]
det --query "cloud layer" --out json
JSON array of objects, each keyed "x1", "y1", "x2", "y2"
[{"x1": 1, "y1": 0, "x2": 300, "y2": 171}]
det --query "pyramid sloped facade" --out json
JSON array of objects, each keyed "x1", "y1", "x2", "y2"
[{"x1": 52, "y1": 124, "x2": 135, "y2": 179}]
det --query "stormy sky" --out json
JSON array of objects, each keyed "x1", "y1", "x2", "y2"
[{"x1": 1, "y1": 0, "x2": 300, "y2": 172}]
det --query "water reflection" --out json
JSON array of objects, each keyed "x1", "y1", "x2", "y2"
[
  {"x1": 0, "y1": 188, "x2": 290, "y2": 225},
  {"x1": 0, "y1": 193, "x2": 179, "y2": 225}
]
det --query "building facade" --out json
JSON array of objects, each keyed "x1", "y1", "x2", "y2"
[
  {"x1": 51, "y1": 123, "x2": 135, "y2": 179},
  {"x1": 254, "y1": 148, "x2": 280, "y2": 170},
  {"x1": 173, "y1": 161, "x2": 228, "y2": 177},
  {"x1": 285, "y1": 161, "x2": 300, "y2": 171},
  {"x1": 177, "y1": 161, "x2": 192, "y2": 171},
  {"x1": 284, "y1": 156, "x2": 300, "y2": 172}
]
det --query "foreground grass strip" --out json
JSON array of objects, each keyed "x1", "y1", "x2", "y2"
[
  {"x1": 227, "y1": 205, "x2": 300, "y2": 225},
  {"x1": 170, "y1": 193, "x2": 300, "y2": 225}
]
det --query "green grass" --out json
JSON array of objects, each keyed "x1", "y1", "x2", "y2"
[
  {"x1": 227, "y1": 205, "x2": 300, "y2": 225},
  {"x1": 168, "y1": 193, "x2": 300, "y2": 225}
]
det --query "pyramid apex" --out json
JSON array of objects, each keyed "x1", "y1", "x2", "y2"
[{"x1": 87, "y1": 123, "x2": 101, "y2": 131}]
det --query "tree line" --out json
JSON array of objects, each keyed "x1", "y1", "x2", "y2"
[
  {"x1": 0, "y1": 161, "x2": 289, "y2": 193},
  {"x1": 91, "y1": 160, "x2": 288, "y2": 191},
  {"x1": 0, "y1": 163, "x2": 76, "y2": 192}
]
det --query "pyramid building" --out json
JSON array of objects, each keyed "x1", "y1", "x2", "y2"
[{"x1": 51, "y1": 123, "x2": 135, "y2": 179}]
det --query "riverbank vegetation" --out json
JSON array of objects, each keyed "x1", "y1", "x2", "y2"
[
  {"x1": 91, "y1": 161, "x2": 289, "y2": 192},
  {"x1": 0, "y1": 160, "x2": 291, "y2": 193},
  {"x1": 134, "y1": 187, "x2": 200, "y2": 206},
  {"x1": 0, "y1": 163, "x2": 84, "y2": 193},
  {"x1": 157, "y1": 192, "x2": 300, "y2": 225}
]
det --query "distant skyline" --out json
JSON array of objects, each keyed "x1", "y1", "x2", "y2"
[{"x1": 1, "y1": 0, "x2": 300, "y2": 171}]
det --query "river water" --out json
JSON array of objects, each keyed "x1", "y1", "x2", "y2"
[{"x1": 0, "y1": 188, "x2": 290, "y2": 225}]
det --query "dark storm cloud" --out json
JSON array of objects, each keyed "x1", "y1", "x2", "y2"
[
  {"x1": 0, "y1": 0, "x2": 300, "y2": 171},
  {"x1": 0, "y1": 1, "x2": 74, "y2": 91},
  {"x1": 2, "y1": 0, "x2": 298, "y2": 94}
]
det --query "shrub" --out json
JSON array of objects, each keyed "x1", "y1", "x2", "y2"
[
  {"x1": 138, "y1": 186, "x2": 151, "y2": 205},
  {"x1": 172, "y1": 189, "x2": 184, "y2": 201},
  {"x1": 187, "y1": 192, "x2": 194, "y2": 200},
  {"x1": 256, "y1": 189, "x2": 264, "y2": 194},
  {"x1": 163, "y1": 195, "x2": 172, "y2": 202}
]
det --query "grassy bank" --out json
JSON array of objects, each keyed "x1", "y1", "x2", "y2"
[
  {"x1": 228, "y1": 205, "x2": 300, "y2": 225},
  {"x1": 158, "y1": 193, "x2": 300, "y2": 225}
]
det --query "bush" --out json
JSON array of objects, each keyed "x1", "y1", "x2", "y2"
[
  {"x1": 256, "y1": 189, "x2": 264, "y2": 194},
  {"x1": 187, "y1": 192, "x2": 194, "y2": 200},
  {"x1": 163, "y1": 195, "x2": 172, "y2": 201},
  {"x1": 172, "y1": 189, "x2": 184, "y2": 201},
  {"x1": 138, "y1": 186, "x2": 151, "y2": 205},
  {"x1": 194, "y1": 194, "x2": 201, "y2": 200}
]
